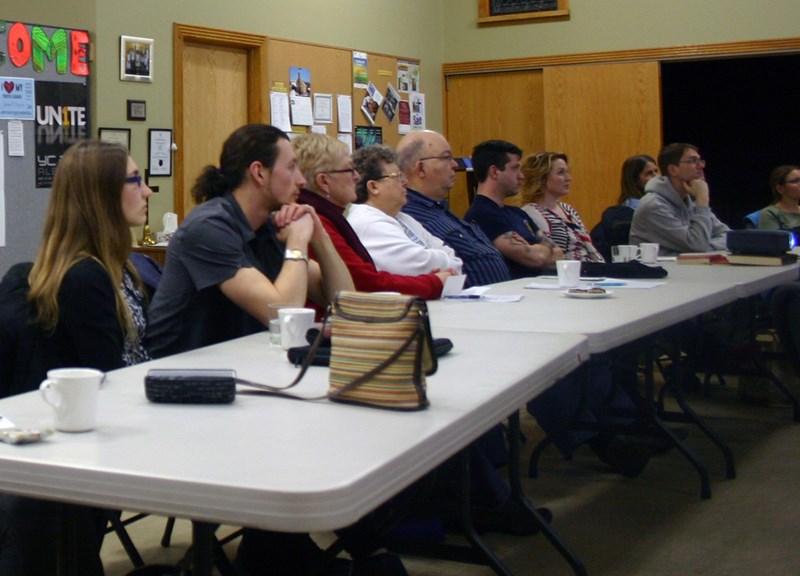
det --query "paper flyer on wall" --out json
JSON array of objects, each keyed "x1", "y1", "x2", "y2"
[
  {"x1": 397, "y1": 100, "x2": 411, "y2": 134},
  {"x1": 270, "y1": 91, "x2": 292, "y2": 132},
  {"x1": 396, "y1": 61, "x2": 420, "y2": 93},
  {"x1": 360, "y1": 84, "x2": 382, "y2": 126},
  {"x1": 337, "y1": 133, "x2": 353, "y2": 154},
  {"x1": 290, "y1": 66, "x2": 312, "y2": 97},
  {"x1": 381, "y1": 83, "x2": 400, "y2": 123},
  {"x1": 410, "y1": 92, "x2": 426, "y2": 130},
  {"x1": 313, "y1": 93, "x2": 333, "y2": 123},
  {"x1": 337, "y1": 94, "x2": 352, "y2": 132},
  {"x1": 289, "y1": 67, "x2": 313, "y2": 127},
  {"x1": 353, "y1": 51, "x2": 368, "y2": 88}
]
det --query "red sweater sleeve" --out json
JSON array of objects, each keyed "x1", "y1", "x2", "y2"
[{"x1": 317, "y1": 215, "x2": 443, "y2": 300}]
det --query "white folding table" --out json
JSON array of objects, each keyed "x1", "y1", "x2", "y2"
[{"x1": 0, "y1": 328, "x2": 588, "y2": 576}]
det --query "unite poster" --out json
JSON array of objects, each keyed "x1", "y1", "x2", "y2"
[{"x1": 34, "y1": 81, "x2": 89, "y2": 188}]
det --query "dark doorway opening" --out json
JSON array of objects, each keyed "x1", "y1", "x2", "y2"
[{"x1": 661, "y1": 54, "x2": 800, "y2": 229}]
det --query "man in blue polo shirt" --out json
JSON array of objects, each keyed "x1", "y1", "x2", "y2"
[
  {"x1": 464, "y1": 139, "x2": 563, "y2": 277},
  {"x1": 397, "y1": 130, "x2": 510, "y2": 287}
]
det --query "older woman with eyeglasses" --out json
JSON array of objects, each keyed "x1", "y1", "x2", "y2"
[
  {"x1": 347, "y1": 144, "x2": 462, "y2": 277},
  {"x1": 758, "y1": 165, "x2": 800, "y2": 231},
  {"x1": 295, "y1": 133, "x2": 450, "y2": 299},
  {"x1": 520, "y1": 152, "x2": 604, "y2": 262}
]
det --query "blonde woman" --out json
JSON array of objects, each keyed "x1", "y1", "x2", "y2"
[{"x1": 520, "y1": 152, "x2": 604, "y2": 262}]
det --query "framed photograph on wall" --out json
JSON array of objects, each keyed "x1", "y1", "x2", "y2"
[
  {"x1": 148, "y1": 128, "x2": 173, "y2": 177},
  {"x1": 127, "y1": 99, "x2": 146, "y2": 121},
  {"x1": 98, "y1": 127, "x2": 132, "y2": 152},
  {"x1": 120, "y1": 35, "x2": 153, "y2": 82}
]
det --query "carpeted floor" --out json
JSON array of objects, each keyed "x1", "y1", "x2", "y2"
[{"x1": 102, "y1": 374, "x2": 800, "y2": 576}]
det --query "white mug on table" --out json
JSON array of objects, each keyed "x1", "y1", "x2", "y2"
[
  {"x1": 611, "y1": 245, "x2": 641, "y2": 263},
  {"x1": 556, "y1": 259, "x2": 582, "y2": 287},
  {"x1": 279, "y1": 307, "x2": 316, "y2": 349},
  {"x1": 639, "y1": 243, "x2": 660, "y2": 264},
  {"x1": 39, "y1": 368, "x2": 103, "y2": 432}
]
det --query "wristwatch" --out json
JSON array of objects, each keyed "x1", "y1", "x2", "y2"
[{"x1": 284, "y1": 249, "x2": 309, "y2": 263}]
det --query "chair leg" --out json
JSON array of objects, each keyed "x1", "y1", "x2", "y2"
[
  {"x1": 528, "y1": 436, "x2": 554, "y2": 478},
  {"x1": 161, "y1": 516, "x2": 177, "y2": 547},
  {"x1": 107, "y1": 511, "x2": 145, "y2": 568}
]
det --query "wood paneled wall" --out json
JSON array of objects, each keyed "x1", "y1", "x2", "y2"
[
  {"x1": 445, "y1": 70, "x2": 545, "y2": 216},
  {"x1": 543, "y1": 62, "x2": 662, "y2": 228}
]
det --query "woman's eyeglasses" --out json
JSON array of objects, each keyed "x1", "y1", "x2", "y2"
[
  {"x1": 374, "y1": 171, "x2": 403, "y2": 181},
  {"x1": 125, "y1": 175, "x2": 143, "y2": 186},
  {"x1": 326, "y1": 168, "x2": 358, "y2": 176}
]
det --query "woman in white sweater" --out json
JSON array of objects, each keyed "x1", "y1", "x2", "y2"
[{"x1": 347, "y1": 144, "x2": 462, "y2": 276}]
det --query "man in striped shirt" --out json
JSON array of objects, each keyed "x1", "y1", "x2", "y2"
[{"x1": 397, "y1": 130, "x2": 511, "y2": 287}]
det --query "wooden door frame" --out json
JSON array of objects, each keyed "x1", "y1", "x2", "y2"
[{"x1": 173, "y1": 23, "x2": 268, "y2": 219}]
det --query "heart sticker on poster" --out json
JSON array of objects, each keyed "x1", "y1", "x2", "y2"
[{"x1": 3, "y1": 81, "x2": 15, "y2": 94}]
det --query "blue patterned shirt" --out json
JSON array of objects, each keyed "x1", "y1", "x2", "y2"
[{"x1": 402, "y1": 189, "x2": 510, "y2": 287}]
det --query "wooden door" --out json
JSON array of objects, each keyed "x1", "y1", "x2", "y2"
[
  {"x1": 543, "y1": 61, "x2": 662, "y2": 228},
  {"x1": 173, "y1": 24, "x2": 268, "y2": 220},
  {"x1": 445, "y1": 70, "x2": 545, "y2": 216}
]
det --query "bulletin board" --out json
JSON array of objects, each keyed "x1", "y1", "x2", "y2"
[
  {"x1": 0, "y1": 19, "x2": 90, "y2": 275},
  {"x1": 266, "y1": 37, "x2": 420, "y2": 151}
]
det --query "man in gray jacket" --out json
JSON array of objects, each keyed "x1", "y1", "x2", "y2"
[{"x1": 630, "y1": 142, "x2": 729, "y2": 255}]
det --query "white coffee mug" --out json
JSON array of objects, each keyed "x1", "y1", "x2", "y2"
[
  {"x1": 639, "y1": 243, "x2": 660, "y2": 264},
  {"x1": 556, "y1": 259, "x2": 582, "y2": 287},
  {"x1": 39, "y1": 368, "x2": 103, "y2": 432},
  {"x1": 611, "y1": 245, "x2": 641, "y2": 263},
  {"x1": 278, "y1": 307, "x2": 316, "y2": 350}
]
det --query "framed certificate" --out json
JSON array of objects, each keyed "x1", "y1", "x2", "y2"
[
  {"x1": 98, "y1": 127, "x2": 131, "y2": 152},
  {"x1": 148, "y1": 129, "x2": 172, "y2": 177}
]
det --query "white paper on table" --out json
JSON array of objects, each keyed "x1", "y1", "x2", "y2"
[
  {"x1": 337, "y1": 95, "x2": 352, "y2": 132},
  {"x1": 290, "y1": 95, "x2": 313, "y2": 126},
  {"x1": 270, "y1": 92, "x2": 292, "y2": 132},
  {"x1": 0, "y1": 416, "x2": 15, "y2": 430},
  {"x1": 441, "y1": 274, "x2": 466, "y2": 297},
  {"x1": 481, "y1": 295, "x2": 523, "y2": 303},
  {"x1": 451, "y1": 285, "x2": 523, "y2": 302},
  {"x1": 588, "y1": 279, "x2": 666, "y2": 289},
  {"x1": 7, "y1": 121, "x2": 24, "y2": 156},
  {"x1": 524, "y1": 281, "x2": 564, "y2": 290}
]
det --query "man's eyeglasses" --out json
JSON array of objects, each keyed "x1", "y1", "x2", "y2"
[
  {"x1": 418, "y1": 152, "x2": 454, "y2": 163},
  {"x1": 326, "y1": 168, "x2": 358, "y2": 176},
  {"x1": 783, "y1": 178, "x2": 800, "y2": 185},
  {"x1": 679, "y1": 157, "x2": 706, "y2": 166},
  {"x1": 125, "y1": 175, "x2": 143, "y2": 186},
  {"x1": 374, "y1": 171, "x2": 403, "y2": 181}
]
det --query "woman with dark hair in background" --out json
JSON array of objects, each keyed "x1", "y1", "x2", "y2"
[
  {"x1": 758, "y1": 164, "x2": 800, "y2": 230},
  {"x1": 618, "y1": 154, "x2": 659, "y2": 209},
  {"x1": 590, "y1": 154, "x2": 659, "y2": 261}
]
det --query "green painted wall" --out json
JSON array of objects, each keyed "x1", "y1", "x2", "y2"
[
  {"x1": 4, "y1": 1, "x2": 444, "y2": 232},
  {"x1": 442, "y1": 0, "x2": 800, "y2": 61},
  {"x1": 4, "y1": 0, "x2": 799, "y2": 235}
]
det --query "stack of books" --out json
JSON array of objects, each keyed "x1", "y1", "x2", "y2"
[
  {"x1": 677, "y1": 252, "x2": 798, "y2": 266},
  {"x1": 676, "y1": 252, "x2": 730, "y2": 265}
]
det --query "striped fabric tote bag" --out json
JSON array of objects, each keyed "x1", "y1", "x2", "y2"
[{"x1": 327, "y1": 291, "x2": 435, "y2": 410}]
